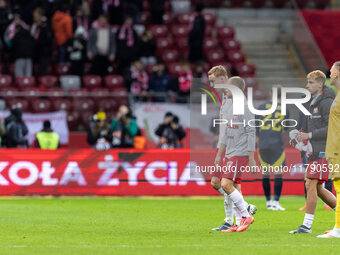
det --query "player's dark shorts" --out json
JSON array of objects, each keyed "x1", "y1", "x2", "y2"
[
  {"x1": 221, "y1": 156, "x2": 249, "y2": 184},
  {"x1": 258, "y1": 149, "x2": 286, "y2": 176},
  {"x1": 306, "y1": 157, "x2": 329, "y2": 183}
]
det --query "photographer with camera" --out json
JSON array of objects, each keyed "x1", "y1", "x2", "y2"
[
  {"x1": 87, "y1": 111, "x2": 112, "y2": 150},
  {"x1": 155, "y1": 112, "x2": 186, "y2": 149},
  {"x1": 110, "y1": 105, "x2": 139, "y2": 148}
]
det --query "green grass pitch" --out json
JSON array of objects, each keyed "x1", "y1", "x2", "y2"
[{"x1": 0, "y1": 196, "x2": 339, "y2": 255}]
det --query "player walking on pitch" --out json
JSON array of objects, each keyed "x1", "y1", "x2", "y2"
[
  {"x1": 317, "y1": 62, "x2": 340, "y2": 238},
  {"x1": 290, "y1": 70, "x2": 337, "y2": 234},
  {"x1": 207, "y1": 67, "x2": 256, "y2": 231},
  {"x1": 214, "y1": 76, "x2": 256, "y2": 232}
]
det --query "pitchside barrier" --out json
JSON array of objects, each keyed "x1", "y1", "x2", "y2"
[{"x1": 0, "y1": 148, "x2": 309, "y2": 196}]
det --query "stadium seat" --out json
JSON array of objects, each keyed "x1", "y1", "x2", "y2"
[
  {"x1": 55, "y1": 63, "x2": 71, "y2": 76},
  {"x1": 176, "y1": 13, "x2": 191, "y2": 25},
  {"x1": 80, "y1": 111, "x2": 95, "y2": 127},
  {"x1": 16, "y1": 76, "x2": 35, "y2": 88},
  {"x1": 145, "y1": 63, "x2": 156, "y2": 76},
  {"x1": 149, "y1": 25, "x2": 168, "y2": 38},
  {"x1": 217, "y1": 26, "x2": 235, "y2": 40},
  {"x1": 0, "y1": 75, "x2": 12, "y2": 87},
  {"x1": 221, "y1": 39, "x2": 241, "y2": 52},
  {"x1": 69, "y1": 88, "x2": 89, "y2": 98},
  {"x1": 104, "y1": 75, "x2": 124, "y2": 89},
  {"x1": 67, "y1": 112, "x2": 80, "y2": 131},
  {"x1": 83, "y1": 75, "x2": 102, "y2": 89},
  {"x1": 163, "y1": 12, "x2": 173, "y2": 27},
  {"x1": 167, "y1": 62, "x2": 182, "y2": 77},
  {"x1": 31, "y1": 99, "x2": 52, "y2": 113},
  {"x1": 6, "y1": 98, "x2": 30, "y2": 111},
  {"x1": 235, "y1": 63, "x2": 256, "y2": 76},
  {"x1": 203, "y1": 13, "x2": 216, "y2": 26},
  {"x1": 38, "y1": 75, "x2": 58, "y2": 88},
  {"x1": 227, "y1": 50, "x2": 246, "y2": 65},
  {"x1": 60, "y1": 75, "x2": 81, "y2": 90},
  {"x1": 52, "y1": 98, "x2": 73, "y2": 112},
  {"x1": 48, "y1": 88, "x2": 65, "y2": 97},
  {"x1": 97, "y1": 99, "x2": 119, "y2": 112},
  {"x1": 206, "y1": 50, "x2": 225, "y2": 65},
  {"x1": 161, "y1": 49, "x2": 179, "y2": 63},
  {"x1": 203, "y1": 38, "x2": 219, "y2": 54},
  {"x1": 243, "y1": 76, "x2": 259, "y2": 88},
  {"x1": 175, "y1": 37, "x2": 189, "y2": 51},
  {"x1": 171, "y1": 25, "x2": 189, "y2": 38},
  {"x1": 156, "y1": 37, "x2": 175, "y2": 56},
  {"x1": 20, "y1": 87, "x2": 41, "y2": 99},
  {"x1": 90, "y1": 88, "x2": 110, "y2": 98},
  {"x1": 204, "y1": 25, "x2": 213, "y2": 37},
  {"x1": 73, "y1": 98, "x2": 95, "y2": 112},
  {"x1": 0, "y1": 87, "x2": 18, "y2": 98}
]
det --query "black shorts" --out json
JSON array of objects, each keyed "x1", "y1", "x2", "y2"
[{"x1": 258, "y1": 149, "x2": 286, "y2": 176}]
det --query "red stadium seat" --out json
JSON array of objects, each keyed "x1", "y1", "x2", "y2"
[
  {"x1": 69, "y1": 88, "x2": 89, "y2": 98},
  {"x1": 0, "y1": 87, "x2": 18, "y2": 98},
  {"x1": 204, "y1": 25, "x2": 213, "y2": 37},
  {"x1": 227, "y1": 50, "x2": 246, "y2": 65},
  {"x1": 203, "y1": 38, "x2": 219, "y2": 54},
  {"x1": 16, "y1": 76, "x2": 35, "y2": 88},
  {"x1": 235, "y1": 63, "x2": 256, "y2": 76},
  {"x1": 0, "y1": 75, "x2": 12, "y2": 87},
  {"x1": 55, "y1": 63, "x2": 71, "y2": 76},
  {"x1": 163, "y1": 12, "x2": 173, "y2": 27},
  {"x1": 6, "y1": 98, "x2": 30, "y2": 111},
  {"x1": 39, "y1": 75, "x2": 58, "y2": 88},
  {"x1": 243, "y1": 76, "x2": 259, "y2": 88},
  {"x1": 217, "y1": 26, "x2": 235, "y2": 40},
  {"x1": 67, "y1": 112, "x2": 80, "y2": 131},
  {"x1": 20, "y1": 87, "x2": 41, "y2": 99},
  {"x1": 83, "y1": 75, "x2": 102, "y2": 89},
  {"x1": 221, "y1": 39, "x2": 241, "y2": 52},
  {"x1": 176, "y1": 13, "x2": 191, "y2": 25},
  {"x1": 149, "y1": 25, "x2": 168, "y2": 38},
  {"x1": 156, "y1": 37, "x2": 174, "y2": 56},
  {"x1": 171, "y1": 25, "x2": 189, "y2": 38},
  {"x1": 206, "y1": 50, "x2": 225, "y2": 65},
  {"x1": 167, "y1": 62, "x2": 182, "y2": 77},
  {"x1": 104, "y1": 75, "x2": 124, "y2": 89},
  {"x1": 110, "y1": 87, "x2": 127, "y2": 93},
  {"x1": 272, "y1": 0, "x2": 288, "y2": 8},
  {"x1": 203, "y1": 13, "x2": 216, "y2": 26},
  {"x1": 80, "y1": 111, "x2": 95, "y2": 127},
  {"x1": 97, "y1": 99, "x2": 119, "y2": 112},
  {"x1": 52, "y1": 98, "x2": 73, "y2": 112},
  {"x1": 175, "y1": 37, "x2": 189, "y2": 51},
  {"x1": 90, "y1": 88, "x2": 110, "y2": 98},
  {"x1": 31, "y1": 99, "x2": 52, "y2": 113},
  {"x1": 161, "y1": 49, "x2": 179, "y2": 63},
  {"x1": 48, "y1": 88, "x2": 65, "y2": 97},
  {"x1": 73, "y1": 98, "x2": 95, "y2": 111}
]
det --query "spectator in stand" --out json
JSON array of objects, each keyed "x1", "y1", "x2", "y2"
[
  {"x1": 87, "y1": 111, "x2": 112, "y2": 150},
  {"x1": 149, "y1": 62, "x2": 172, "y2": 101},
  {"x1": 124, "y1": 60, "x2": 148, "y2": 96},
  {"x1": 126, "y1": 0, "x2": 143, "y2": 24},
  {"x1": 52, "y1": 3, "x2": 73, "y2": 63},
  {"x1": 193, "y1": 61, "x2": 209, "y2": 85},
  {"x1": 139, "y1": 30, "x2": 157, "y2": 66},
  {"x1": 149, "y1": 0, "x2": 166, "y2": 24},
  {"x1": 36, "y1": 120, "x2": 60, "y2": 150},
  {"x1": 4, "y1": 13, "x2": 28, "y2": 47},
  {"x1": 4, "y1": 107, "x2": 28, "y2": 148},
  {"x1": 0, "y1": 0, "x2": 12, "y2": 47},
  {"x1": 111, "y1": 105, "x2": 139, "y2": 148},
  {"x1": 72, "y1": 7, "x2": 89, "y2": 40},
  {"x1": 87, "y1": 14, "x2": 116, "y2": 76},
  {"x1": 174, "y1": 62, "x2": 192, "y2": 102},
  {"x1": 0, "y1": 118, "x2": 5, "y2": 147},
  {"x1": 31, "y1": 7, "x2": 53, "y2": 76},
  {"x1": 188, "y1": 3, "x2": 205, "y2": 62},
  {"x1": 155, "y1": 113, "x2": 186, "y2": 149},
  {"x1": 107, "y1": 0, "x2": 124, "y2": 25},
  {"x1": 67, "y1": 26, "x2": 86, "y2": 76},
  {"x1": 12, "y1": 24, "x2": 35, "y2": 77},
  {"x1": 116, "y1": 16, "x2": 139, "y2": 74}
]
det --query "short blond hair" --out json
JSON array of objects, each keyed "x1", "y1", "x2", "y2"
[
  {"x1": 307, "y1": 70, "x2": 326, "y2": 84},
  {"x1": 208, "y1": 65, "x2": 228, "y2": 78},
  {"x1": 228, "y1": 76, "x2": 246, "y2": 91}
]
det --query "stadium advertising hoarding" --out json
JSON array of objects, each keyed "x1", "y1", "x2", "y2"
[{"x1": 0, "y1": 149, "x2": 304, "y2": 196}]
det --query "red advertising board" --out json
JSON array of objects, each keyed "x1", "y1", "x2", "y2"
[{"x1": 0, "y1": 149, "x2": 305, "y2": 196}]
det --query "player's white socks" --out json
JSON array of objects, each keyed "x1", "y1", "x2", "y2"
[
  {"x1": 229, "y1": 190, "x2": 250, "y2": 218},
  {"x1": 224, "y1": 196, "x2": 234, "y2": 224},
  {"x1": 303, "y1": 213, "x2": 314, "y2": 229},
  {"x1": 233, "y1": 203, "x2": 242, "y2": 226}
]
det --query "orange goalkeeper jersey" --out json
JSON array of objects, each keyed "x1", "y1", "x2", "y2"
[{"x1": 326, "y1": 91, "x2": 340, "y2": 159}]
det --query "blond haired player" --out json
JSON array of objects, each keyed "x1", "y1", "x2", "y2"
[
  {"x1": 317, "y1": 62, "x2": 340, "y2": 238},
  {"x1": 208, "y1": 66, "x2": 256, "y2": 231},
  {"x1": 290, "y1": 70, "x2": 337, "y2": 234}
]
